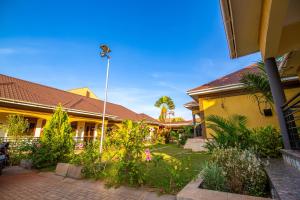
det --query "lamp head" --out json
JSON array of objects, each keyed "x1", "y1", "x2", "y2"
[{"x1": 100, "y1": 44, "x2": 111, "y2": 58}]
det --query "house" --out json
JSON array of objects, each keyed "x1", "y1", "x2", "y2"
[
  {"x1": 219, "y1": 1, "x2": 300, "y2": 198},
  {"x1": 219, "y1": 0, "x2": 300, "y2": 149},
  {"x1": 186, "y1": 65, "x2": 300, "y2": 138},
  {"x1": 0, "y1": 74, "x2": 160, "y2": 138}
]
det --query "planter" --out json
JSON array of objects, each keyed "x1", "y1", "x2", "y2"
[
  {"x1": 55, "y1": 163, "x2": 83, "y2": 179},
  {"x1": 177, "y1": 177, "x2": 271, "y2": 200},
  {"x1": 20, "y1": 159, "x2": 32, "y2": 170}
]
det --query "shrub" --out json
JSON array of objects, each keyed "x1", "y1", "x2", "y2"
[
  {"x1": 178, "y1": 126, "x2": 193, "y2": 145},
  {"x1": 205, "y1": 114, "x2": 282, "y2": 158},
  {"x1": 70, "y1": 141, "x2": 104, "y2": 179},
  {"x1": 212, "y1": 148, "x2": 267, "y2": 196},
  {"x1": 5, "y1": 114, "x2": 29, "y2": 137},
  {"x1": 205, "y1": 115, "x2": 253, "y2": 152},
  {"x1": 8, "y1": 139, "x2": 35, "y2": 165},
  {"x1": 251, "y1": 126, "x2": 282, "y2": 158},
  {"x1": 32, "y1": 105, "x2": 74, "y2": 168},
  {"x1": 106, "y1": 120, "x2": 149, "y2": 185},
  {"x1": 200, "y1": 162, "x2": 226, "y2": 191}
]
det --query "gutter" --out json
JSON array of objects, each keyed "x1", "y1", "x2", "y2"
[
  {"x1": 220, "y1": 0, "x2": 237, "y2": 58},
  {"x1": 0, "y1": 97, "x2": 118, "y2": 120}
]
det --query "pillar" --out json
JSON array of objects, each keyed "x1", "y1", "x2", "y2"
[
  {"x1": 192, "y1": 114, "x2": 196, "y2": 137},
  {"x1": 77, "y1": 121, "x2": 85, "y2": 141},
  {"x1": 264, "y1": 57, "x2": 291, "y2": 149},
  {"x1": 94, "y1": 123, "x2": 99, "y2": 140},
  {"x1": 34, "y1": 119, "x2": 43, "y2": 137}
]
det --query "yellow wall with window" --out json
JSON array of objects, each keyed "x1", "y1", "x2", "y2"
[{"x1": 200, "y1": 88, "x2": 300, "y2": 138}]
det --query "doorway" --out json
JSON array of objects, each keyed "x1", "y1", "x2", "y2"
[{"x1": 84, "y1": 122, "x2": 95, "y2": 142}]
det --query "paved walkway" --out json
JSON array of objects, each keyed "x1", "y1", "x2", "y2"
[{"x1": 0, "y1": 167, "x2": 175, "y2": 200}]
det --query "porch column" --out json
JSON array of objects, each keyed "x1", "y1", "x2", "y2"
[
  {"x1": 94, "y1": 123, "x2": 98, "y2": 140},
  {"x1": 264, "y1": 57, "x2": 291, "y2": 149},
  {"x1": 34, "y1": 119, "x2": 43, "y2": 137},
  {"x1": 192, "y1": 114, "x2": 196, "y2": 137},
  {"x1": 77, "y1": 121, "x2": 85, "y2": 141}
]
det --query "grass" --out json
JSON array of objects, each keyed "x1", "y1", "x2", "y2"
[
  {"x1": 77, "y1": 143, "x2": 210, "y2": 194},
  {"x1": 144, "y1": 143, "x2": 210, "y2": 193}
]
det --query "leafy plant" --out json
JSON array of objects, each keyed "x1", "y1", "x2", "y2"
[
  {"x1": 212, "y1": 148, "x2": 267, "y2": 196},
  {"x1": 70, "y1": 141, "x2": 105, "y2": 179},
  {"x1": 240, "y1": 61, "x2": 273, "y2": 114},
  {"x1": 205, "y1": 115, "x2": 253, "y2": 151},
  {"x1": 200, "y1": 162, "x2": 226, "y2": 191},
  {"x1": 154, "y1": 96, "x2": 175, "y2": 122},
  {"x1": 5, "y1": 114, "x2": 29, "y2": 137},
  {"x1": 106, "y1": 120, "x2": 149, "y2": 185},
  {"x1": 31, "y1": 105, "x2": 74, "y2": 168},
  {"x1": 251, "y1": 126, "x2": 282, "y2": 158}
]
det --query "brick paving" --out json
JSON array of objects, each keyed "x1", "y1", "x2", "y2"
[{"x1": 0, "y1": 167, "x2": 175, "y2": 200}]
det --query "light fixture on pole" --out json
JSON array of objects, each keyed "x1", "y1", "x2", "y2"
[{"x1": 99, "y1": 44, "x2": 111, "y2": 154}]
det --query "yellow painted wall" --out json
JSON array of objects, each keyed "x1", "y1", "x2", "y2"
[
  {"x1": 68, "y1": 88, "x2": 99, "y2": 99},
  {"x1": 200, "y1": 88, "x2": 300, "y2": 138}
]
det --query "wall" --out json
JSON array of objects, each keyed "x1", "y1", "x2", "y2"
[
  {"x1": 200, "y1": 88, "x2": 300, "y2": 138},
  {"x1": 68, "y1": 88, "x2": 99, "y2": 99}
]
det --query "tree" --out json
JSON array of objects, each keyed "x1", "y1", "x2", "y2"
[
  {"x1": 32, "y1": 105, "x2": 74, "y2": 168},
  {"x1": 154, "y1": 96, "x2": 175, "y2": 122},
  {"x1": 5, "y1": 114, "x2": 29, "y2": 137},
  {"x1": 240, "y1": 61, "x2": 273, "y2": 114}
]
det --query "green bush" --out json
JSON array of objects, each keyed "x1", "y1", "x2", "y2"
[
  {"x1": 31, "y1": 105, "x2": 74, "y2": 168},
  {"x1": 205, "y1": 114, "x2": 282, "y2": 158},
  {"x1": 212, "y1": 148, "x2": 267, "y2": 196},
  {"x1": 106, "y1": 120, "x2": 149, "y2": 185},
  {"x1": 200, "y1": 162, "x2": 226, "y2": 191},
  {"x1": 205, "y1": 115, "x2": 253, "y2": 151},
  {"x1": 70, "y1": 141, "x2": 104, "y2": 179},
  {"x1": 251, "y1": 126, "x2": 282, "y2": 158},
  {"x1": 5, "y1": 114, "x2": 29, "y2": 137}
]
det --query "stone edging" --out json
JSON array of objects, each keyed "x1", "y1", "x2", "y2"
[
  {"x1": 55, "y1": 163, "x2": 83, "y2": 179},
  {"x1": 176, "y1": 177, "x2": 271, "y2": 200}
]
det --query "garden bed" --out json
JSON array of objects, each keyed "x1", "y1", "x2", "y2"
[{"x1": 177, "y1": 177, "x2": 271, "y2": 200}]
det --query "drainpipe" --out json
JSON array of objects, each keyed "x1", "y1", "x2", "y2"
[{"x1": 264, "y1": 57, "x2": 291, "y2": 149}]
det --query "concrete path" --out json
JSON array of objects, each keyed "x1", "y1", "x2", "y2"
[{"x1": 0, "y1": 166, "x2": 175, "y2": 200}]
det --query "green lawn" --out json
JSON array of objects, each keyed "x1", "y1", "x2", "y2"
[
  {"x1": 101, "y1": 143, "x2": 210, "y2": 194},
  {"x1": 145, "y1": 144, "x2": 210, "y2": 193}
]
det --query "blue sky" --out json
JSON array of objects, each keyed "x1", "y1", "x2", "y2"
[{"x1": 0, "y1": 0, "x2": 260, "y2": 119}]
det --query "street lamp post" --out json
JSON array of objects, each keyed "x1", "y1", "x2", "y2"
[{"x1": 99, "y1": 44, "x2": 111, "y2": 154}]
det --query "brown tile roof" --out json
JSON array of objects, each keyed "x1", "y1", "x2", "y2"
[
  {"x1": 0, "y1": 74, "x2": 157, "y2": 123},
  {"x1": 137, "y1": 113, "x2": 159, "y2": 124},
  {"x1": 188, "y1": 64, "x2": 259, "y2": 93}
]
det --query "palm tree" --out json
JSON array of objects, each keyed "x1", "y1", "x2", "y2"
[
  {"x1": 154, "y1": 96, "x2": 175, "y2": 122},
  {"x1": 240, "y1": 61, "x2": 273, "y2": 114}
]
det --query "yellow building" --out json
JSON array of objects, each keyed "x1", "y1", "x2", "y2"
[
  {"x1": 0, "y1": 74, "x2": 160, "y2": 138},
  {"x1": 219, "y1": 0, "x2": 300, "y2": 150},
  {"x1": 186, "y1": 65, "x2": 300, "y2": 138},
  {"x1": 68, "y1": 87, "x2": 99, "y2": 99}
]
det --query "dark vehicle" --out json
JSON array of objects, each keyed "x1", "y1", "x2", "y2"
[{"x1": 0, "y1": 142, "x2": 9, "y2": 175}]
